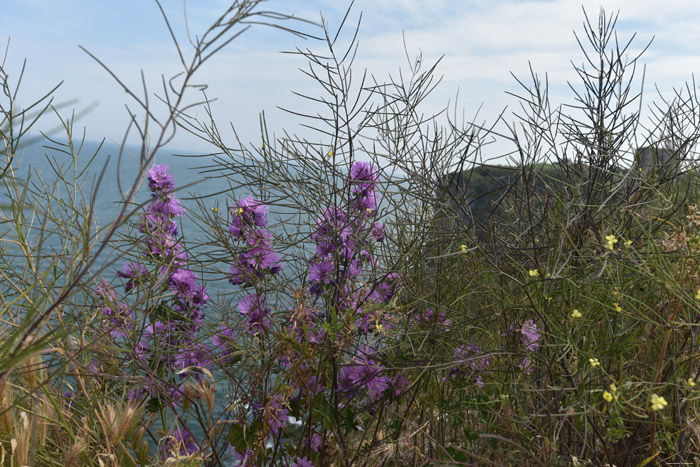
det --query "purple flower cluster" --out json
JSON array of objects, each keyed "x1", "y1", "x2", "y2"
[
  {"x1": 349, "y1": 161, "x2": 380, "y2": 212},
  {"x1": 521, "y1": 319, "x2": 540, "y2": 351},
  {"x1": 227, "y1": 196, "x2": 283, "y2": 334},
  {"x1": 116, "y1": 262, "x2": 148, "y2": 291},
  {"x1": 289, "y1": 457, "x2": 315, "y2": 467},
  {"x1": 228, "y1": 195, "x2": 283, "y2": 286},
  {"x1": 237, "y1": 293, "x2": 271, "y2": 335},
  {"x1": 139, "y1": 164, "x2": 187, "y2": 265},
  {"x1": 252, "y1": 393, "x2": 289, "y2": 437},
  {"x1": 339, "y1": 346, "x2": 391, "y2": 401},
  {"x1": 96, "y1": 281, "x2": 134, "y2": 339},
  {"x1": 414, "y1": 308, "x2": 452, "y2": 331},
  {"x1": 447, "y1": 343, "x2": 490, "y2": 388},
  {"x1": 285, "y1": 305, "x2": 327, "y2": 346},
  {"x1": 160, "y1": 427, "x2": 197, "y2": 459},
  {"x1": 520, "y1": 319, "x2": 540, "y2": 375},
  {"x1": 308, "y1": 162, "x2": 385, "y2": 297},
  {"x1": 210, "y1": 326, "x2": 238, "y2": 364},
  {"x1": 138, "y1": 165, "x2": 210, "y2": 338},
  {"x1": 102, "y1": 164, "x2": 213, "y2": 401}
]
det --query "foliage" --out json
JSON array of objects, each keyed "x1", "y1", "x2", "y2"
[{"x1": 1, "y1": 3, "x2": 700, "y2": 466}]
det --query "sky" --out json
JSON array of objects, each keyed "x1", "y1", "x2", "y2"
[{"x1": 3, "y1": 0, "x2": 700, "y2": 159}]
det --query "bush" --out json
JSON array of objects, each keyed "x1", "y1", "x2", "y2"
[{"x1": 2, "y1": 3, "x2": 700, "y2": 466}]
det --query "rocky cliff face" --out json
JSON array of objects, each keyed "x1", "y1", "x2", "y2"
[{"x1": 440, "y1": 146, "x2": 681, "y2": 236}]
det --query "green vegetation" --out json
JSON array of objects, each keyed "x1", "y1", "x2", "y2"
[{"x1": 2, "y1": 3, "x2": 700, "y2": 465}]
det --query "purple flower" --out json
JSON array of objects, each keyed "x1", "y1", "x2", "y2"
[
  {"x1": 238, "y1": 293, "x2": 271, "y2": 334},
  {"x1": 175, "y1": 343, "x2": 213, "y2": 374},
  {"x1": 170, "y1": 269, "x2": 199, "y2": 300},
  {"x1": 148, "y1": 164, "x2": 175, "y2": 192},
  {"x1": 160, "y1": 427, "x2": 197, "y2": 458},
  {"x1": 351, "y1": 190, "x2": 378, "y2": 212},
  {"x1": 521, "y1": 320, "x2": 540, "y2": 351},
  {"x1": 191, "y1": 284, "x2": 210, "y2": 307},
  {"x1": 117, "y1": 262, "x2": 147, "y2": 291},
  {"x1": 309, "y1": 259, "x2": 334, "y2": 285},
  {"x1": 211, "y1": 326, "x2": 237, "y2": 363},
  {"x1": 391, "y1": 372, "x2": 410, "y2": 396},
  {"x1": 258, "y1": 394, "x2": 288, "y2": 437},
  {"x1": 370, "y1": 222, "x2": 385, "y2": 242},
  {"x1": 290, "y1": 457, "x2": 315, "y2": 467},
  {"x1": 310, "y1": 433, "x2": 322, "y2": 452},
  {"x1": 349, "y1": 161, "x2": 379, "y2": 192},
  {"x1": 416, "y1": 308, "x2": 452, "y2": 331},
  {"x1": 148, "y1": 196, "x2": 186, "y2": 217},
  {"x1": 229, "y1": 195, "x2": 269, "y2": 237},
  {"x1": 246, "y1": 247, "x2": 283, "y2": 271},
  {"x1": 306, "y1": 375, "x2": 324, "y2": 397},
  {"x1": 370, "y1": 273, "x2": 401, "y2": 303},
  {"x1": 97, "y1": 281, "x2": 134, "y2": 339},
  {"x1": 340, "y1": 349, "x2": 390, "y2": 401},
  {"x1": 520, "y1": 357, "x2": 533, "y2": 375},
  {"x1": 450, "y1": 344, "x2": 490, "y2": 386},
  {"x1": 348, "y1": 259, "x2": 362, "y2": 277},
  {"x1": 366, "y1": 373, "x2": 390, "y2": 400},
  {"x1": 139, "y1": 213, "x2": 178, "y2": 236},
  {"x1": 232, "y1": 449, "x2": 257, "y2": 466}
]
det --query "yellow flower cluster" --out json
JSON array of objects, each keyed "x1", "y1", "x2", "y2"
[
  {"x1": 571, "y1": 309, "x2": 582, "y2": 319},
  {"x1": 529, "y1": 269, "x2": 539, "y2": 277},
  {"x1": 604, "y1": 234, "x2": 618, "y2": 250},
  {"x1": 589, "y1": 358, "x2": 600, "y2": 368},
  {"x1": 603, "y1": 383, "x2": 619, "y2": 403},
  {"x1": 650, "y1": 394, "x2": 667, "y2": 411}
]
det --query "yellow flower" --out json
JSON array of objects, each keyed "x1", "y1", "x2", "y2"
[
  {"x1": 460, "y1": 244, "x2": 468, "y2": 253},
  {"x1": 695, "y1": 289, "x2": 700, "y2": 300},
  {"x1": 589, "y1": 358, "x2": 600, "y2": 368},
  {"x1": 571, "y1": 309, "x2": 582, "y2": 319},
  {"x1": 546, "y1": 273, "x2": 551, "y2": 278},
  {"x1": 610, "y1": 383, "x2": 618, "y2": 393},
  {"x1": 374, "y1": 321, "x2": 384, "y2": 333},
  {"x1": 650, "y1": 394, "x2": 667, "y2": 411},
  {"x1": 529, "y1": 269, "x2": 539, "y2": 277},
  {"x1": 328, "y1": 150, "x2": 334, "y2": 157},
  {"x1": 613, "y1": 303, "x2": 622, "y2": 312},
  {"x1": 211, "y1": 207, "x2": 218, "y2": 213},
  {"x1": 235, "y1": 207, "x2": 243, "y2": 216},
  {"x1": 603, "y1": 391, "x2": 613, "y2": 402},
  {"x1": 624, "y1": 240, "x2": 632, "y2": 247},
  {"x1": 688, "y1": 378, "x2": 696, "y2": 388},
  {"x1": 604, "y1": 234, "x2": 618, "y2": 250}
]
